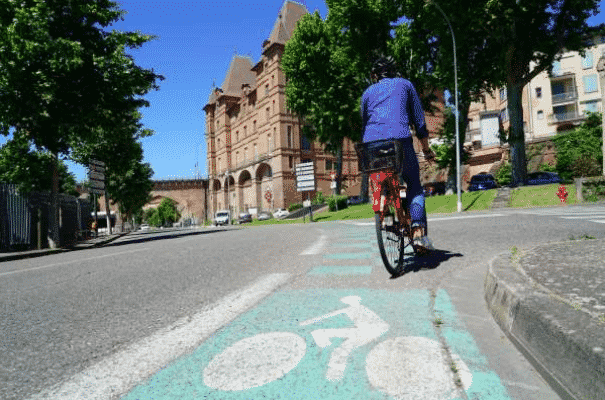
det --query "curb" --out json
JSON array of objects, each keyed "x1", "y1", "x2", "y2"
[
  {"x1": 484, "y1": 250, "x2": 605, "y2": 400},
  {"x1": 0, "y1": 232, "x2": 130, "y2": 263}
]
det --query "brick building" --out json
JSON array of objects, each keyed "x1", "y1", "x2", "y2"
[{"x1": 203, "y1": 1, "x2": 445, "y2": 217}]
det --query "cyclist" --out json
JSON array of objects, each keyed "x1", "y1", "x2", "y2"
[{"x1": 360, "y1": 56, "x2": 435, "y2": 252}]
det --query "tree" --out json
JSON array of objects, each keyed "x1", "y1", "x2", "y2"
[
  {"x1": 0, "y1": 0, "x2": 163, "y2": 247},
  {"x1": 147, "y1": 198, "x2": 180, "y2": 228},
  {"x1": 0, "y1": 132, "x2": 78, "y2": 196},
  {"x1": 481, "y1": 0, "x2": 604, "y2": 186},
  {"x1": 107, "y1": 158, "x2": 154, "y2": 226},
  {"x1": 552, "y1": 112, "x2": 603, "y2": 180}
]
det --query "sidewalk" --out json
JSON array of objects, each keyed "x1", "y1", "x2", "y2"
[
  {"x1": 485, "y1": 238, "x2": 605, "y2": 400},
  {"x1": 0, "y1": 231, "x2": 129, "y2": 262}
]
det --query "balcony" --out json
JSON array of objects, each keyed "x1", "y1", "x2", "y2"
[
  {"x1": 548, "y1": 111, "x2": 585, "y2": 124},
  {"x1": 551, "y1": 90, "x2": 578, "y2": 105}
]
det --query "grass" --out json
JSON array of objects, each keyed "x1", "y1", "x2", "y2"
[
  {"x1": 235, "y1": 183, "x2": 582, "y2": 227},
  {"x1": 508, "y1": 183, "x2": 577, "y2": 208}
]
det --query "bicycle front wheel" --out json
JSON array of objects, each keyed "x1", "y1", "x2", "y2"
[{"x1": 375, "y1": 212, "x2": 404, "y2": 276}]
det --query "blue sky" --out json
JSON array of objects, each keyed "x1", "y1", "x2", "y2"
[{"x1": 1, "y1": 1, "x2": 604, "y2": 182}]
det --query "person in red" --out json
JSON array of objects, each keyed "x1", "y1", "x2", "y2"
[{"x1": 361, "y1": 56, "x2": 436, "y2": 251}]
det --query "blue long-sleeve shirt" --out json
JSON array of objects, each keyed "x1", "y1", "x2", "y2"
[{"x1": 361, "y1": 78, "x2": 428, "y2": 143}]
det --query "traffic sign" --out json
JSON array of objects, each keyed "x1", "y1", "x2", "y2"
[{"x1": 296, "y1": 180, "x2": 315, "y2": 192}]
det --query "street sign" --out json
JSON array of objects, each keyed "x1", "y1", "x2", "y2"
[
  {"x1": 295, "y1": 162, "x2": 315, "y2": 192},
  {"x1": 297, "y1": 180, "x2": 315, "y2": 191},
  {"x1": 89, "y1": 159, "x2": 106, "y2": 173},
  {"x1": 89, "y1": 187, "x2": 104, "y2": 195}
]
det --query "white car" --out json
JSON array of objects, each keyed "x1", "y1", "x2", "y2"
[
  {"x1": 214, "y1": 210, "x2": 231, "y2": 226},
  {"x1": 273, "y1": 208, "x2": 290, "y2": 219},
  {"x1": 139, "y1": 224, "x2": 150, "y2": 231}
]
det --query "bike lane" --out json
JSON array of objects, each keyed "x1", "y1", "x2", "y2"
[{"x1": 124, "y1": 222, "x2": 511, "y2": 399}]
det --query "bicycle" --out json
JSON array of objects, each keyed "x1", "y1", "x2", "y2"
[{"x1": 355, "y1": 139, "x2": 428, "y2": 276}]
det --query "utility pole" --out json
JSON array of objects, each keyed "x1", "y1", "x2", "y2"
[{"x1": 597, "y1": 57, "x2": 605, "y2": 176}]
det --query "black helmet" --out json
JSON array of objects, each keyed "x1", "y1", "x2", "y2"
[{"x1": 371, "y1": 56, "x2": 399, "y2": 80}]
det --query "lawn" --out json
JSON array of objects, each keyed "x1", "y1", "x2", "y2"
[
  {"x1": 236, "y1": 183, "x2": 580, "y2": 227},
  {"x1": 508, "y1": 183, "x2": 577, "y2": 208}
]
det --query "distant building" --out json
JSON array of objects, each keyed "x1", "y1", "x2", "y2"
[
  {"x1": 465, "y1": 39, "x2": 605, "y2": 180},
  {"x1": 203, "y1": 1, "x2": 444, "y2": 216}
]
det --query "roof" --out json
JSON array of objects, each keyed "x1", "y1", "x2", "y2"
[
  {"x1": 264, "y1": 1, "x2": 308, "y2": 49},
  {"x1": 219, "y1": 55, "x2": 256, "y2": 98}
]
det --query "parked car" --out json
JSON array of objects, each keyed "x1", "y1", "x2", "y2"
[
  {"x1": 238, "y1": 212, "x2": 252, "y2": 224},
  {"x1": 214, "y1": 210, "x2": 231, "y2": 226},
  {"x1": 347, "y1": 195, "x2": 364, "y2": 205},
  {"x1": 525, "y1": 171, "x2": 562, "y2": 186},
  {"x1": 257, "y1": 211, "x2": 272, "y2": 221},
  {"x1": 273, "y1": 208, "x2": 290, "y2": 219},
  {"x1": 139, "y1": 224, "x2": 150, "y2": 231},
  {"x1": 468, "y1": 173, "x2": 498, "y2": 191}
]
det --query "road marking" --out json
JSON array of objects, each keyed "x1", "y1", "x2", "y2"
[
  {"x1": 0, "y1": 248, "x2": 149, "y2": 278},
  {"x1": 308, "y1": 266, "x2": 373, "y2": 275},
  {"x1": 300, "y1": 231, "x2": 328, "y2": 255},
  {"x1": 349, "y1": 213, "x2": 505, "y2": 225},
  {"x1": 28, "y1": 273, "x2": 291, "y2": 400},
  {"x1": 323, "y1": 252, "x2": 374, "y2": 260},
  {"x1": 590, "y1": 219, "x2": 605, "y2": 224}
]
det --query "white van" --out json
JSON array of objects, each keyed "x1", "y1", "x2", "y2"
[{"x1": 214, "y1": 210, "x2": 231, "y2": 226}]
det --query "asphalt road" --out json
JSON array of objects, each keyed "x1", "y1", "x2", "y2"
[{"x1": 2, "y1": 205, "x2": 604, "y2": 399}]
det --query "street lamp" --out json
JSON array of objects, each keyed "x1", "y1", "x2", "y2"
[
  {"x1": 226, "y1": 170, "x2": 231, "y2": 225},
  {"x1": 427, "y1": 0, "x2": 462, "y2": 212}
]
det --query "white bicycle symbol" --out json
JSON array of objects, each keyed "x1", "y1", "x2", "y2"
[{"x1": 203, "y1": 295, "x2": 473, "y2": 399}]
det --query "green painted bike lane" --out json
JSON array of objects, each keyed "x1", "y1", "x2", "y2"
[{"x1": 124, "y1": 223, "x2": 510, "y2": 399}]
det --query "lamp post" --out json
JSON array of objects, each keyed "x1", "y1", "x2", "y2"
[
  {"x1": 226, "y1": 170, "x2": 231, "y2": 225},
  {"x1": 428, "y1": 0, "x2": 462, "y2": 212},
  {"x1": 598, "y1": 56, "x2": 605, "y2": 176}
]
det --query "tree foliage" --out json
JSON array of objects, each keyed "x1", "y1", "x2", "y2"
[
  {"x1": 147, "y1": 198, "x2": 180, "y2": 227},
  {"x1": 0, "y1": 132, "x2": 77, "y2": 195},
  {"x1": 552, "y1": 112, "x2": 603, "y2": 180}
]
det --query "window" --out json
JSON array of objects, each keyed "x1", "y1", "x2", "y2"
[
  {"x1": 267, "y1": 133, "x2": 272, "y2": 151},
  {"x1": 254, "y1": 143, "x2": 257, "y2": 159},
  {"x1": 272, "y1": 74, "x2": 275, "y2": 86},
  {"x1": 499, "y1": 89, "x2": 507, "y2": 101},
  {"x1": 253, "y1": 120, "x2": 256, "y2": 132},
  {"x1": 265, "y1": 84, "x2": 269, "y2": 96},
  {"x1": 272, "y1": 100, "x2": 275, "y2": 114},
  {"x1": 217, "y1": 138, "x2": 221, "y2": 149},
  {"x1": 535, "y1": 87, "x2": 542, "y2": 98},
  {"x1": 289, "y1": 156, "x2": 293, "y2": 169},
  {"x1": 236, "y1": 131, "x2": 239, "y2": 142},
  {"x1": 500, "y1": 108, "x2": 509, "y2": 122},
  {"x1": 582, "y1": 51, "x2": 594, "y2": 69},
  {"x1": 537, "y1": 110, "x2": 544, "y2": 120},
  {"x1": 266, "y1": 107, "x2": 270, "y2": 121},
  {"x1": 583, "y1": 74, "x2": 598, "y2": 93},
  {"x1": 301, "y1": 134, "x2": 311, "y2": 150},
  {"x1": 243, "y1": 125, "x2": 247, "y2": 137},
  {"x1": 287, "y1": 126, "x2": 292, "y2": 148},
  {"x1": 584, "y1": 100, "x2": 599, "y2": 114},
  {"x1": 326, "y1": 159, "x2": 333, "y2": 171}
]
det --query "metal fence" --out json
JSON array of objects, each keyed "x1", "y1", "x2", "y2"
[{"x1": 0, "y1": 184, "x2": 91, "y2": 251}]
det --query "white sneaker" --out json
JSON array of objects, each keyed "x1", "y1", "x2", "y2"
[{"x1": 413, "y1": 236, "x2": 434, "y2": 253}]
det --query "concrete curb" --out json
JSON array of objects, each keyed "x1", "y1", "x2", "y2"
[
  {"x1": 0, "y1": 232, "x2": 130, "y2": 263},
  {"x1": 484, "y1": 251, "x2": 605, "y2": 400}
]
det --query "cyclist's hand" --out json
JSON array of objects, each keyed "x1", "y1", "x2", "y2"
[{"x1": 422, "y1": 149, "x2": 436, "y2": 162}]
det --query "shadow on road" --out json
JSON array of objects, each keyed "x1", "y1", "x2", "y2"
[
  {"x1": 102, "y1": 228, "x2": 233, "y2": 248},
  {"x1": 390, "y1": 249, "x2": 464, "y2": 279}
]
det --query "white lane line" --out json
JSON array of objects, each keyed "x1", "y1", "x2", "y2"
[
  {"x1": 0, "y1": 248, "x2": 150, "y2": 278},
  {"x1": 501, "y1": 379, "x2": 545, "y2": 392},
  {"x1": 349, "y1": 213, "x2": 506, "y2": 226},
  {"x1": 589, "y1": 219, "x2": 605, "y2": 224},
  {"x1": 28, "y1": 273, "x2": 291, "y2": 400},
  {"x1": 427, "y1": 213, "x2": 505, "y2": 222},
  {"x1": 560, "y1": 215, "x2": 605, "y2": 219},
  {"x1": 300, "y1": 231, "x2": 328, "y2": 255}
]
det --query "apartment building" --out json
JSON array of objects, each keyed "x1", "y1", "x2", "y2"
[{"x1": 465, "y1": 39, "x2": 605, "y2": 179}]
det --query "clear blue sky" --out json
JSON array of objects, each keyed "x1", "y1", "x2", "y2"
[{"x1": 1, "y1": 1, "x2": 604, "y2": 182}]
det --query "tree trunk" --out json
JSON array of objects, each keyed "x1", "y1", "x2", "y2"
[
  {"x1": 335, "y1": 140, "x2": 344, "y2": 195},
  {"x1": 104, "y1": 189, "x2": 112, "y2": 235},
  {"x1": 507, "y1": 83, "x2": 527, "y2": 186},
  {"x1": 47, "y1": 153, "x2": 60, "y2": 249}
]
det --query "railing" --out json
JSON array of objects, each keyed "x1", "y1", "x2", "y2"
[
  {"x1": 548, "y1": 111, "x2": 584, "y2": 124},
  {"x1": 551, "y1": 90, "x2": 577, "y2": 105}
]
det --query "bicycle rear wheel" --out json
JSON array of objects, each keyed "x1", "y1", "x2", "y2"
[{"x1": 375, "y1": 212, "x2": 404, "y2": 275}]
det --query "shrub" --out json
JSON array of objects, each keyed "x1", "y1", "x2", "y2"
[
  {"x1": 538, "y1": 162, "x2": 557, "y2": 173},
  {"x1": 327, "y1": 195, "x2": 348, "y2": 211},
  {"x1": 313, "y1": 191, "x2": 326, "y2": 204},
  {"x1": 495, "y1": 162, "x2": 512, "y2": 186},
  {"x1": 583, "y1": 178, "x2": 605, "y2": 202},
  {"x1": 288, "y1": 203, "x2": 303, "y2": 212}
]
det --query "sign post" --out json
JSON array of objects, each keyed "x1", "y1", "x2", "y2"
[
  {"x1": 295, "y1": 162, "x2": 315, "y2": 222},
  {"x1": 88, "y1": 160, "x2": 105, "y2": 238}
]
